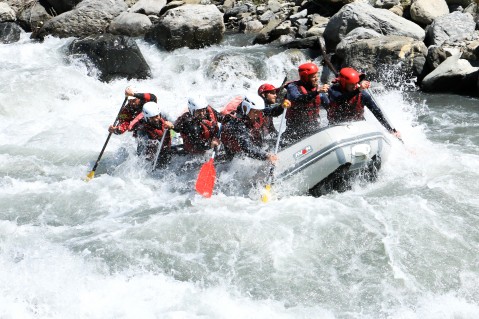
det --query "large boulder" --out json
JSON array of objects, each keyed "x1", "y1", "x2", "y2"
[
  {"x1": 0, "y1": 21, "x2": 21, "y2": 43},
  {"x1": 422, "y1": 54, "x2": 478, "y2": 94},
  {"x1": 18, "y1": 2, "x2": 52, "y2": 32},
  {"x1": 44, "y1": 0, "x2": 83, "y2": 14},
  {"x1": 426, "y1": 11, "x2": 476, "y2": 46},
  {"x1": 108, "y1": 12, "x2": 152, "y2": 36},
  {"x1": 0, "y1": 3, "x2": 16, "y2": 22},
  {"x1": 145, "y1": 4, "x2": 224, "y2": 51},
  {"x1": 336, "y1": 35, "x2": 428, "y2": 81},
  {"x1": 37, "y1": 0, "x2": 127, "y2": 38},
  {"x1": 410, "y1": 0, "x2": 449, "y2": 25},
  {"x1": 324, "y1": 2, "x2": 425, "y2": 50},
  {"x1": 68, "y1": 34, "x2": 151, "y2": 82}
]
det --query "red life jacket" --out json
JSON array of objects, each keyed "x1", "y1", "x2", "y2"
[
  {"x1": 181, "y1": 106, "x2": 219, "y2": 154},
  {"x1": 141, "y1": 117, "x2": 171, "y2": 148},
  {"x1": 286, "y1": 81, "x2": 321, "y2": 125},
  {"x1": 327, "y1": 91, "x2": 364, "y2": 124},
  {"x1": 221, "y1": 115, "x2": 265, "y2": 154}
]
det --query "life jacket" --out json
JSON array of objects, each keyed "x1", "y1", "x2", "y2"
[
  {"x1": 221, "y1": 115, "x2": 265, "y2": 155},
  {"x1": 327, "y1": 87, "x2": 364, "y2": 124},
  {"x1": 137, "y1": 117, "x2": 171, "y2": 147},
  {"x1": 286, "y1": 81, "x2": 321, "y2": 126},
  {"x1": 181, "y1": 106, "x2": 219, "y2": 154}
]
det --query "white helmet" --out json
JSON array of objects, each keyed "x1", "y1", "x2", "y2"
[
  {"x1": 188, "y1": 96, "x2": 209, "y2": 115},
  {"x1": 142, "y1": 101, "x2": 160, "y2": 118},
  {"x1": 241, "y1": 94, "x2": 265, "y2": 115}
]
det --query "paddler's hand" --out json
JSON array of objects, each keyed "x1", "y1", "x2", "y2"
[
  {"x1": 165, "y1": 121, "x2": 174, "y2": 129},
  {"x1": 281, "y1": 99, "x2": 291, "y2": 109},
  {"x1": 108, "y1": 125, "x2": 120, "y2": 134},
  {"x1": 125, "y1": 86, "x2": 135, "y2": 97},
  {"x1": 267, "y1": 153, "x2": 278, "y2": 163},
  {"x1": 392, "y1": 129, "x2": 402, "y2": 139},
  {"x1": 211, "y1": 137, "x2": 220, "y2": 148},
  {"x1": 359, "y1": 81, "x2": 370, "y2": 91},
  {"x1": 318, "y1": 84, "x2": 329, "y2": 93}
]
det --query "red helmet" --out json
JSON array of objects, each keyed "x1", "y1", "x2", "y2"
[
  {"x1": 257, "y1": 83, "x2": 276, "y2": 96},
  {"x1": 298, "y1": 62, "x2": 319, "y2": 81},
  {"x1": 339, "y1": 67, "x2": 361, "y2": 88}
]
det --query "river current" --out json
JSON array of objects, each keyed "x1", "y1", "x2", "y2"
[{"x1": 1, "y1": 33, "x2": 478, "y2": 318}]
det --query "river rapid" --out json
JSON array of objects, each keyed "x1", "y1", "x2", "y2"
[{"x1": 1, "y1": 33, "x2": 478, "y2": 319}]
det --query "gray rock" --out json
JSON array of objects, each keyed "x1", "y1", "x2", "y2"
[
  {"x1": 426, "y1": 11, "x2": 476, "y2": 46},
  {"x1": 3, "y1": 0, "x2": 37, "y2": 17},
  {"x1": 37, "y1": 0, "x2": 127, "y2": 38},
  {"x1": 289, "y1": 9, "x2": 307, "y2": 22},
  {"x1": 130, "y1": 0, "x2": 167, "y2": 15},
  {"x1": 462, "y1": 39, "x2": 479, "y2": 61},
  {"x1": 374, "y1": 0, "x2": 400, "y2": 9},
  {"x1": 18, "y1": 2, "x2": 52, "y2": 32},
  {"x1": 422, "y1": 54, "x2": 479, "y2": 93},
  {"x1": 145, "y1": 4, "x2": 224, "y2": 51},
  {"x1": 0, "y1": 21, "x2": 21, "y2": 43},
  {"x1": 68, "y1": 34, "x2": 151, "y2": 82},
  {"x1": 410, "y1": 0, "x2": 449, "y2": 25},
  {"x1": 324, "y1": 2, "x2": 425, "y2": 49},
  {"x1": 305, "y1": 25, "x2": 325, "y2": 37},
  {"x1": 244, "y1": 19, "x2": 263, "y2": 33},
  {"x1": 336, "y1": 35, "x2": 428, "y2": 80},
  {"x1": 253, "y1": 18, "x2": 282, "y2": 44},
  {"x1": 426, "y1": 45, "x2": 447, "y2": 70},
  {"x1": 310, "y1": 14, "x2": 329, "y2": 27},
  {"x1": 281, "y1": 35, "x2": 321, "y2": 49},
  {"x1": 0, "y1": 3, "x2": 16, "y2": 22},
  {"x1": 389, "y1": 4, "x2": 404, "y2": 16},
  {"x1": 161, "y1": 1, "x2": 185, "y2": 14},
  {"x1": 259, "y1": 10, "x2": 275, "y2": 24},
  {"x1": 109, "y1": 12, "x2": 152, "y2": 36},
  {"x1": 267, "y1": 0, "x2": 282, "y2": 13}
]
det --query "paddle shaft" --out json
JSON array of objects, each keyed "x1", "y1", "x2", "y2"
[
  {"x1": 90, "y1": 97, "x2": 128, "y2": 173},
  {"x1": 151, "y1": 128, "x2": 169, "y2": 171}
]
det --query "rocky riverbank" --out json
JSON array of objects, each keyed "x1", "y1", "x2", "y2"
[{"x1": 1, "y1": 0, "x2": 479, "y2": 96}]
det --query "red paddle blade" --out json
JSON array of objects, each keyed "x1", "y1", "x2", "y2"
[{"x1": 195, "y1": 158, "x2": 216, "y2": 198}]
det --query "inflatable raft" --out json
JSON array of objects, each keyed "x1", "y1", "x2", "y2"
[{"x1": 273, "y1": 120, "x2": 391, "y2": 196}]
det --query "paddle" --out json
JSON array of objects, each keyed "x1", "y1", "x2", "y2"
[
  {"x1": 85, "y1": 97, "x2": 128, "y2": 181},
  {"x1": 261, "y1": 110, "x2": 286, "y2": 203},
  {"x1": 151, "y1": 128, "x2": 169, "y2": 171},
  {"x1": 317, "y1": 36, "x2": 404, "y2": 144},
  {"x1": 195, "y1": 123, "x2": 222, "y2": 198}
]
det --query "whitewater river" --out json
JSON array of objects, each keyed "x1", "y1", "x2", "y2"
[{"x1": 1, "y1": 33, "x2": 478, "y2": 319}]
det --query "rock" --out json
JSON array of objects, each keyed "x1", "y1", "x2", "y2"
[
  {"x1": 310, "y1": 14, "x2": 329, "y2": 27},
  {"x1": 374, "y1": 0, "x2": 400, "y2": 9},
  {"x1": 445, "y1": 0, "x2": 473, "y2": 6},
  {"x1": 462, "y1": 39, "x2": 479, "y2": 61},
  {"x1": 305, "y1": 25, "x2": 325, "y2": 37},
  {"x1": 18, "y1": 2, "x2": 52, "y2": 32},
  {"x1": 3, "y1": 0, "x2": 37, "y2": 17},
  {"x1": 109, "y1": 12, "x2": 152, "y2": 36},
  {"x1": 281, "y1": 36, "x2": 321, "y2": 49},
  {"x1": 259, "y1": 10, "x2": 275, "y2": 24},
  {"x1": 130, "y1": 0, "x2": 167, "y2": 15},
  {"x1": 0, "y1": 3, "x2": 16, "y2": 22},
  {"x1": 224, "y1": 4, "x2": 251, "y2": 21},
  {"x1": 0, "y1": 21, "x2": 21, "y2": 43},
  {"x1": 68, "y1": 34, "x2": 151, "y2": 82},
  {"x1": 253, "y1": 18, "x2": 282, "y2": 44},
  {"x1": 267, "y1": 0, "x2": 282, "y2": 13},
  {"x1": 336, "y1": 35, "x2": 428, "y2": 80},
  {"x1": 422, "y1": 54, "x2": 479, "y2": 94},
  {"x1": 289, "y1": 9, "x2": 307, "y2": 22},
  {"x1": 410, "y1": 0, "x2": 449, "y2": 25},
  {"x1": 336, "y1": 27, "x2": 383, "y2": 47},
  {"x1": 426, "y1": 45, "x2": 448, "y2": 70},
  {"x1": 37, "y1": 0, "x2": 127, "y2": 38},
  {"x1": 389, "y1": 4, "x2": 404, "y2": 16},
  {"x1": 44, "y1": 0, "x2": 83, "y2": 14},
  {"x1": 244, "y1": 19, "x2": 263, "y2": 33},
  {"x1": 324, "y1": 2, "x2": 425, "y2": 50},
  {"x1": 426, "y1": 11, "x2": 476, "y2": 46},
  {"x1": 160, "y1": 1, "x2": 185, "y2": 14},
  {"x1": 145, "y1": 4, "x2": 225, "y2": 51}
]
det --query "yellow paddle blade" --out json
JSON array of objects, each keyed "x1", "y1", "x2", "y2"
[
  {"x1": 85, "y1": 170, "x2": 95, "y2": 182},
  {"x1": 261, "y1": 184, "x2": 272, "y2": 203}
]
